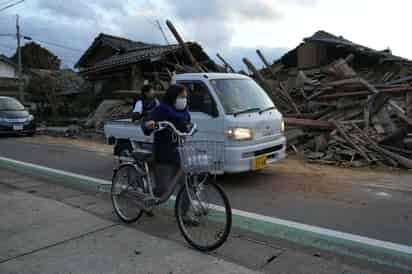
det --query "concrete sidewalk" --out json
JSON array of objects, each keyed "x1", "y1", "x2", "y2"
[
  {"x1": 0, "y1": 169, "x2": 384, "y2": 274},
  {"x1": 0, "y1": 181, "x2": 258, "y2": 274}
]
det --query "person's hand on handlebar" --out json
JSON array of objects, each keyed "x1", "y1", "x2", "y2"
[
  {"x1": 186, "y1": 122, "x2": 195, "y2": 132},
  {"x1": 145, "y1": 120, "x2": 156, "y2": 130}
]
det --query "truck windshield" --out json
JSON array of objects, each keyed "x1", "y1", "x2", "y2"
[
  {"x1": 0, "y1": 98, "x2": 24, "y2": 111},
  {"x1": 210, "y1": 79, "x2": 275, "y2": 115}
]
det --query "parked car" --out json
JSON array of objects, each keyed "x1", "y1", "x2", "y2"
[
  {"x1": 104, "y1": 73, "x2": 286, "y2": 174},
  {"x1": 0, "y1": 96, "x2": 36, "y2": 136}
]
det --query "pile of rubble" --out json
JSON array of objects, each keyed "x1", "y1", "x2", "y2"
[
  {"x1": 283, "y1": 68, "x2": 412, "y2": 169},
  {"x1": 244, "y1": 31, "x2": 412, "y2": 169},
  {"x1": 84, "y1": 100, "x2": 133, "y2": 129}
]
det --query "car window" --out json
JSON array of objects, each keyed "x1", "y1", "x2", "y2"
[
  {"x1": 179, "y1": 82, "x2": 215, "y2": 115},
  {"x1": 210, "y1": 79, "x2": 275, "y2": 114},
  {"x1": 0, "y1": 98, "x2": 24, "y2": 111}
]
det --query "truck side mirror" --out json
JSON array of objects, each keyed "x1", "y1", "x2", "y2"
[
  {"x1": 210, "y1": 102, "x2": 219, "y2": 118},
  {"x1": 204, "y1": 97, "x2": 219, "y2": 118}
]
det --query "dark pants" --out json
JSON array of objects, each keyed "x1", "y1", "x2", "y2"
[{"x1": 153, "y1": 164, "x2": 190, "y2": 214}]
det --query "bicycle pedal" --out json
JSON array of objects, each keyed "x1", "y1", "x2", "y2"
[{"x1": 143, "y1": 197, "x2": 158, "y2": 208}]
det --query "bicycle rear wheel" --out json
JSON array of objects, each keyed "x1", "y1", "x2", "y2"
[
  {"x1": 111, "y1": 164, "x2": 144, "y2": 223},
  {"x1": 175, "y1": 178, "x2": 232, "y2": 252}
]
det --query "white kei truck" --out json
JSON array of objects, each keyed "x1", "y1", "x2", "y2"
[{"x1": 104, "y1": 73, "x2": 286, "y2": 174}]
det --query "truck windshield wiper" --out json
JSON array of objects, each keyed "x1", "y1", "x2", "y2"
[
  {"x1": 259, "y1": 106, "x2": 276, "y2": 114},
  {"x1": 231, "y1": 108, "x2": 261, "y2": 116}
]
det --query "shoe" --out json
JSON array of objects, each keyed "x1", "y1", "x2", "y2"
[{"x1": 144, "y1": 210, "x2": 155, "y2": 217}]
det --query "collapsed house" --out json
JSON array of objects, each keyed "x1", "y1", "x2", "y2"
[
  {"x1": 75, "y1": 32, "x2": 220, "y2": 128},
  {"x1": 247, "y1": 31, "x2": 412, "y2": 169},
  {"x1": 76, "y1": 33, "x2": 219, "y2": 97}
]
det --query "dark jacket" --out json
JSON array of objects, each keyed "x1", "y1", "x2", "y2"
[
  {"x1": 132, "y1": 96, "x2": 159, "y2": 122},
  {"x1": 143, "y1": 102, "x2": 191, "y2": 166}
]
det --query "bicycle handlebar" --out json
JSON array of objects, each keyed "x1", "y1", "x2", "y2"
[{"x1": 153, "y1": 121, "x2": 197, "y2": 137}]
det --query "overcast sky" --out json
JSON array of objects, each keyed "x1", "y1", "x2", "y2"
[{"x1": 0, "y1": 0, "x2": 411, "y2": 70}]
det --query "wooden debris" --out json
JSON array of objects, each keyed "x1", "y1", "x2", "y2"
[
  {"x1": 285, "y1": 118, "x2": 334, "y2": 129},
  {"x1": 247, "y1": 49, "x2": 412, "y2": 169},
  {"x1": 332, "y1": 121, "x2": 371, "y2": 163}
]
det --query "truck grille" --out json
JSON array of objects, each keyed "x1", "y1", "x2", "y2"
[{"x1": 242, "y1": 144, "x2": 284, "y2": 158}]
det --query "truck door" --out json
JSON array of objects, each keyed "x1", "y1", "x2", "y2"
[{"x1": 178, "y1": 80, "x2": 224, "y2": 141}]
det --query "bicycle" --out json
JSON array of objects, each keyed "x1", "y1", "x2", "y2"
[{"x1": 111, "y1": 121, "x2": 232, "y2": 251}]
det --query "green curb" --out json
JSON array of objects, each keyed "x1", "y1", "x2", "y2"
[{"x1": 0, "y1": 156, "x2": 111, "y2": 192}]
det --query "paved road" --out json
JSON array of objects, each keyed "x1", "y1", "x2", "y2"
[{"x1": 1, "y1": 136, "x2": 412, "y2": 247}]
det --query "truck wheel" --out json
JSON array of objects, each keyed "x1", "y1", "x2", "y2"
[{"x1": 117, "y1": 142, "x2": 133, "y2": 163}]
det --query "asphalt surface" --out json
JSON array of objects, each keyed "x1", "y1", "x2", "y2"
[{"x1": 1, "y1": 136, "x2": 412, "y2": 247}]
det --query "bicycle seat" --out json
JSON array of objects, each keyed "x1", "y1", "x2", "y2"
[{"x1": 132, "y1": 150, "x2": 153, "y2": 162}]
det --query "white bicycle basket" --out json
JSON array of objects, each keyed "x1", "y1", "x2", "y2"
[{"x1": 178, "y1": 141, "x2": 224, "y2": 174}]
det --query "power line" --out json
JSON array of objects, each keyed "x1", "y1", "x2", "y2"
[
  {"x1": 0, "y1": 33, "x2": 15, "y2": 37},
  {"x1": 0, "y1": 0, "x2": 25, "y2": 12}
]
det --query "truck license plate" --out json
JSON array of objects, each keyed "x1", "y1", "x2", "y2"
[
  {"x1": 252, "y1": 155, "x2": 267, "y2": 170},
  {"x1": 13, "y1": 124, "x2": 23, "y2": 131}
]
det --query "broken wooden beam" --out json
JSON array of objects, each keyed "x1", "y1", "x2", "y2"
[
  {"x1": 318, "y1": 86, "x2": 412, "y2": 99},
  {"x1": 285, "y1": 117, "x2": 334, "y2": 129},
  {"x1": 279, "y1": 82, "x2": 301, "y2": 114},
  {"x1": 332, "y1": 121, "x2": 371, "y2": 163},
  {"x1": 166, "y1": 20, "x2": 204, "y2": 72},
  {"x1": 242, "y1": 58, "x2": 272, "y2": 93},
  {"x1": 216, "y1": 53, "x2": 235, "y2": 73},
  {"x1": 256, "y1": 49, "x2": 278, "y2": 79}
]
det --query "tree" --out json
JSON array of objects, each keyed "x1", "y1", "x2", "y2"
[
  {"x1": 12, "y1": 42, "x2": 61, "y2": 70},
  {"x1": 27, "y1": 69, "x2": 85, "y2": 118}
]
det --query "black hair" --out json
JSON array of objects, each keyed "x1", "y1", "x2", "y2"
[
  {"x1": 162, "y1": 84, "x2": 186, "y2": 107},
  {"x1": 141, "y1": 84, "x2": 153, "y2": 98}
]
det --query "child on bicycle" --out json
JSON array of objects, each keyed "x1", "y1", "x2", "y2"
[{"x1": 143, "y1": 84, "x2": 194, "y2": 224}]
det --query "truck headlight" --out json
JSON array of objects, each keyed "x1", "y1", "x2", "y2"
[
  {"x1": 281, "y1": 119, "x2": 285, "y2": 133},
  {"x1": 225, "y1": 127, "x2": 253, "y2": 141}
]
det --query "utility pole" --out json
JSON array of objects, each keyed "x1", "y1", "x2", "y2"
[{"x1": 16, "y1": 14, "x2": 24, "y2": 102}]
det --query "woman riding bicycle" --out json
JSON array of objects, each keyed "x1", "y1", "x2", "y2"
[
  {"x1": 143, "y1": 84, "x2": 193, "y2": 223},
  {"x1": 112, "y1": 84, "x2": 232, "y2": 251}
]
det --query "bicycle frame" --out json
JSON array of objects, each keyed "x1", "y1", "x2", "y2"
[{"x1": 123, "y1": 121, "x2": 206, "y2": 209}]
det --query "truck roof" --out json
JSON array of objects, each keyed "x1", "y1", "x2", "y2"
[{"x1": 175, "y1": 73, "x2": 250, "y2": 81}]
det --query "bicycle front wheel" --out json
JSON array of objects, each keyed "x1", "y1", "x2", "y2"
[
  {"x1": 175, "y1": 178, "x2": 232, "y2": 252},
  {"x1": 111, "y1": 164, "x2": 144, "y2": 223}
]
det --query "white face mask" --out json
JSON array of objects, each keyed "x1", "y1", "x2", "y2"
[{"x1": 175, "y1": 98, "x2": 187, "y2": 110}]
